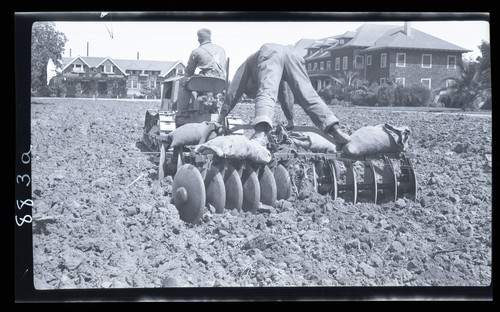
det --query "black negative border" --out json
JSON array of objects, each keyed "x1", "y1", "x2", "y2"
[{"x1": 14, "y1": 10, "x2": 493, "y2": 303}]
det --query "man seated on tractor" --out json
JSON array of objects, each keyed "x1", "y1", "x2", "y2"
[
  {"x1": 176, "y1": 28, "x2": 227, "y2": 113},
  {"x1": 185, "y1": 28, "x2": 227, "y2": 79},
  {"x1": 217, "y1": 43, "x2": 350, "y2": 148}
]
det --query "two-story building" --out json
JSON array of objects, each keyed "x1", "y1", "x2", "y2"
[
  {"x1": 61, "y1": 56, "x2": 186, "y2": 97},
  {"x1": 304, "y1": 23, "x2": 471, "y2": 91}
]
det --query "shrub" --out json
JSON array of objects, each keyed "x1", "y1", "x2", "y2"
[
  {"x1": 350, "y1": 89, "x2": 377, "y2": 106},
  {"x1": 376, "y1": 83, "x2": 396, "y2": 106},
  {"x1": 394, "y1": 84, "x2": 431, "y2": 107},
  {"x1": 318, "y1": 84, "x2": 338, "y2": 103},
  {"x1": 140, "y1": 85, "x2": 161, "y2": 99},
  {"x1": 407, "y1": 84, "x2": 431, "y2": 107},
  {"x1": 394, "y1": 85, "x2": 412, "y2": 106}
]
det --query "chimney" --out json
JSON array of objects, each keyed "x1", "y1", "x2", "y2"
[
  {"x1": 137, "y1": 51, "x2": 139, "y2": 60},
  {"x1": 87, "y1": 42, "x2": 89, "y2": 56},
  {"x1": 404, "y1": 22, "x2": 412, "y2": 37}
]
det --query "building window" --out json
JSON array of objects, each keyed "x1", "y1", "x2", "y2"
[
  {"x1": 149, "y1": 80, "x2": 156, "y2": 88},
  {"x1": 381, "y1": 53, "x2": 387, "y2": 68},
  {"x1": 73, "y1": 64, "x2": 84, "y2": 72},
  {"x1": 320, "y1": 62, "x2": 324, "y2": 70},
  {"x1": 355, "y1": 56, "x2": 364, "y2": 69},
  {"x1": 421, "y1": 78, "x2": 431, "y2": 89},
  {"x1": 395, "y1": 77, "x2": 405, "y2": 86},
  {"x1": 176, "y1": 68, "x2": 185, "y2": 75},
  {"x1": 396, "y1": 53, "x2": 406, "y2": 67},
  {"x1": 422, "y1": 54, "x2": 432, "y2": 68},
  {"x1": 307, "y1": 63, "x2": 312, "y2": 71},
  {"x1": 342, "y1": 56, "x2": 348, "y2": 70},
  {"x1": 335, "y1": 57, "x2": 340, "y2": 70},
  {"x1": 339, "y1": 39, "x2": 345, "y2": 45},
  {"x1": 326, "y1": 61, "x2": 331, "y2": 70},
  {"x1": 103, "y1": 65, "x2": 114, "y2": 73},
  {"x1": 380, "y1": 78, "x2": 386, "y2": 84},
  {"x1": 313, "y1": 62, "x2": 318, "y2": 70},
  {"x1": 447, "y1": 55, "x2": 457, "y2": 69},
  {"x1": 366, "y1": 55, "x2": 372, "y2": 66},
  {"x1": 131, "y1": 80, "x2": 138, "y2": 89},
  {"x1": 446, "y1": 79, "x2": 455, "y2": 88}
]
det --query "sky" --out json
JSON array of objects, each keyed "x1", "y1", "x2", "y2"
[{"x1": 51, "y1": 16, "x2": 490, "y2": 80}]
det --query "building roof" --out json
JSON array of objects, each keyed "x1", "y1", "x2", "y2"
[
  {"x1": 61, "y1": 56, "x2": 185, "y2": 77},
  {"x1": 289, "y1": 38, "x2": 316, "y2": 57},
  {"x1": 305, "y1": 49, "x2": 331, "y2": 60},
  {"x1": 362, "y1": 26, "x2": 472, "y2": 52},
  {"x1": 303, "y1": 36, "x2": 339, "y2": 60},
  {"x1": 304, "y1": 23, "x2": 470, "y2": 59},
  {"x1": 333, "y1": 30, "x2": 356, "y2": 39},
  {"x1": 330, "y1": 24, "x2": 397, "y2": 49}
]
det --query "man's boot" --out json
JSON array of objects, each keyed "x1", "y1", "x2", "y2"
[
  {"x1": 327, "y1": 123, "x2": 351, "y2": 148},
  {"x1": 250, "y1": 122, "x2": 271, "y2": 146}
]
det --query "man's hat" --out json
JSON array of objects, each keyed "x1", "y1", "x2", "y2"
[{"x1": 197, "y1": 28, "x2": 212, "y2": 42}]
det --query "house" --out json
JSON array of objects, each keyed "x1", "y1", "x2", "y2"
[
  {"x1": 61, "y1": 56, "x2": 186, "y2": 97},
  {"x1": 303, "y1": 23, "x2": 471, "y2": 91}
]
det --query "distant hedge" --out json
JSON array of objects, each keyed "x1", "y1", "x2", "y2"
[{"x1": 319, "y1": 82, "x2": 432, "y2": 107}]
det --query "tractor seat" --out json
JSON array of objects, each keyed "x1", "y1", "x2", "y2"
[{"x1": 185, "y1": 76, "x2": 226, "y2": 94}]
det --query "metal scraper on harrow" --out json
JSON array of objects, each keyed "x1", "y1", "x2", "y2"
[{"x1": 142, "y1": 75, "x2": 417, "y2": 224}]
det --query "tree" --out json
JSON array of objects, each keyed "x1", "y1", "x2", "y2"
[
  {"x1": 111, "y1": 79, "x2": 128, "y2": 98},
  {"x1": 437, "y1": 59, "x2": 491, "y2": 110},
  {"x1": 31, "y1": 22, "x2": 67, "y2": 97},
  {"x1": 330, "y1": 70, "x2": 361, "y2": 101},
  {"x1": 476, "y1": 40, "x2": 492, "y2": 110},
  {"x1": 476, "y1": 40, "x2": 490, "y2": 72}
]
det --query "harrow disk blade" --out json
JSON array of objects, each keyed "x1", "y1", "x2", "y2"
[
  {"x1": 344, "y1": 161, "x2": 358, "y2": 204},
  {"x1": 204, "y1": 165, "x2": 226, "y2": 213},
  {"x1": 409, "y1": 169, "x2": 418, "y2": 200},
  {"x1": 158, "y1": 142, "x2": 167, "y2": 181},
  {"x1": 172, "y1": 164, "x2": 206, "y2": 224},
  {"x1": 364, "y1": 162, "x2": 378, "y2": 204},
  {"x1": 274, "y1": 164, "x2": 292, "y2": 200},
  {"x1": 382, "y1": 157, "x2": 397, "y2": 202},
  {"x1": 328, "y1": 160, "x2": 339, "y2": 200},
  {"x1": 241, "y1": 166, "x2": 261, "y2": 214},
  {"x1": 312, "y1": 163, "x2": 318, "y2": 193},
  {"x1": 400, "y1": 155, "x2": 418, "y2": 200},
  {"x1": 258, "y1": 165, "x2": 277, "y2": 207},
  {"x1": 224, "y1": 165, "x2": 243, "y2": 211}
]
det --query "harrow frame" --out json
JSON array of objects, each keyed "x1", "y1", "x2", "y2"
[{"x1": 145, "y1": 122, "x2": 417, "y2": 224}]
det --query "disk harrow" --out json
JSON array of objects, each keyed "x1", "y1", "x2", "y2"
[
  {"x1": 162, "y1": 146, "x2": 290, "y2": 224},
  {"x1": 272, "y1": 150, "x2": 417, "y2": 205},
  {"x1": 151, "y1": 123, "x2": 417, "y2": 225}
]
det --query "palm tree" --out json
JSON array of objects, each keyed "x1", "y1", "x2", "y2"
[
  {"x1": 435, "y1": 60, "x2": 491, "y2": 110},
  {"x1": 331, "y1": 70, "x2": 363, "y2": 101},
  {"x1": 331, "y1": 70, "x2": 361, "y2": 88}
]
